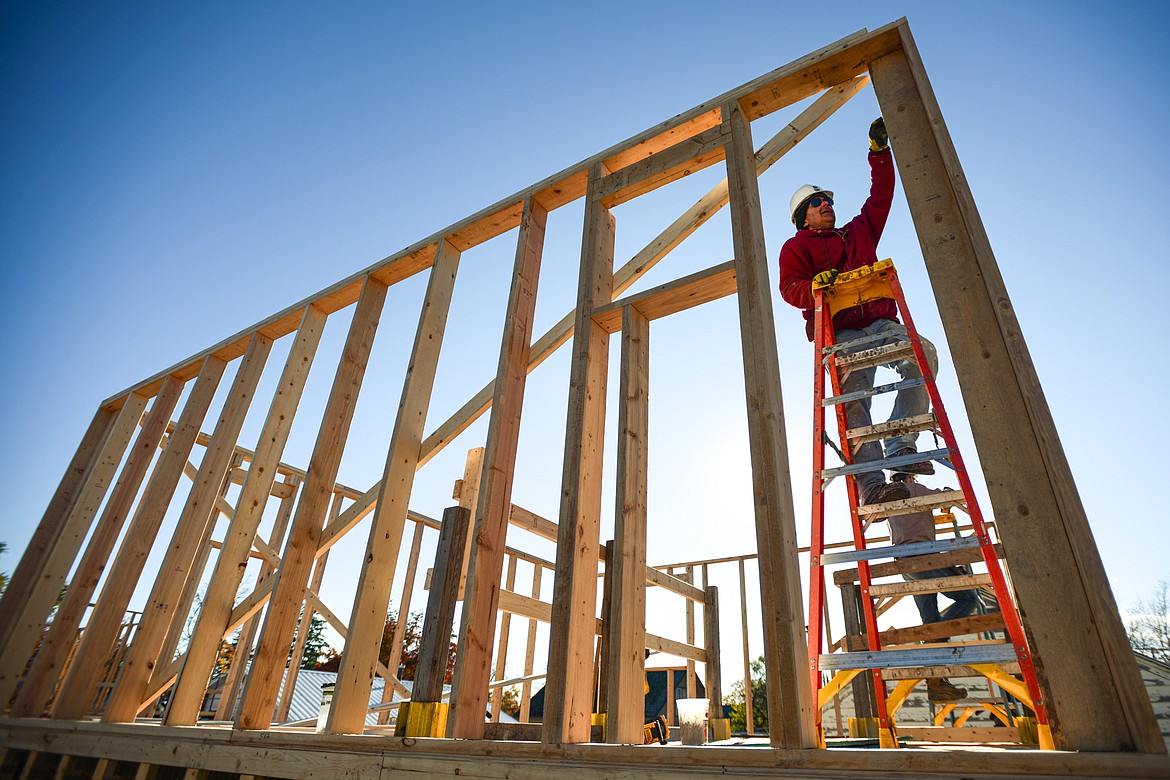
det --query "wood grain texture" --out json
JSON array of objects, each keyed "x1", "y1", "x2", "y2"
[
  {"x1": 871, "y1": 24, "x2": 1162, "y2": 753},
  {"x1": 165, "y1": 305, "x2": 327, "y2": 726},
  {"x1": 542, "y1": 164, "x2": 615, "y2": 745},
  {"x1": 328, "y1": 241, "x2": 460, "y2": 734},
  {"x1": 450, "y1": 199, "x2": 547, "y2": 738},
  {"x1": 605, "y1": 306, "x2": 649, "y2": 744},
  {"x1": 723, "y1": 98, "x2": 813, "y2": 748},
  {"x1": 105, "y1": 335, "x2": 272, "y2": 723},
  {"x1": 0, "y1": 407, "x2": 115, "y2": 654},
  {"x1": 11, "y1": 378, "x2": 183, "y2": 718},
  {"x1": 0, "y1": 393, "x2": 147, "y2": 709},
  {"x1": 52, "y1": 357, "x2": 227, "y2": 720},
  {"x1": 414, "y1": 507, "x2": 472, "y2": 704},
  {"x1": 236, "y1": 280, "x2": 387, "y2": 730}
]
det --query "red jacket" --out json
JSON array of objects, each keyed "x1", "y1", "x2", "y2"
[{"x1": 779, "y1": 149, "x2": 897, "y2": 341}]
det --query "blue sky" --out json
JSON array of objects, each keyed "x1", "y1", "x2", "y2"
[{"x1": 2, "y1": 1, "x2": 1167, "y2": 686}]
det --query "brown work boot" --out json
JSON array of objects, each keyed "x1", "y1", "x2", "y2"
[
  {"x1": 865, "y1": 482, "x2": 911, "y2": 505},
  {"x1": 926, "y1": 678, "x2": 967, "y2": 703},
  {"x1": 889, "y1": 447, "x2": 935, "y2": 475}
]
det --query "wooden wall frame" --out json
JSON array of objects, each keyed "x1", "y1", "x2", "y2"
[{"x1": 0, "y1": 17, "x2": 1163, "y2": 779}]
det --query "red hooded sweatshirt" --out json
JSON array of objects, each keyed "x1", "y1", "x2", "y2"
[{"x1": 779, "y1": 149, "x2": 897, "y2": 341}]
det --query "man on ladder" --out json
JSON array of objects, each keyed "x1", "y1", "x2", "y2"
[
  {"x1": 779, "y1": 116, "x2": 939, "y2": 507},
  {"x1": 775, "y1": 119, "x2": 1054, "y2": 749},
  {"x1": 778, "y1": 117, "x2": 968, "y2": 710}
]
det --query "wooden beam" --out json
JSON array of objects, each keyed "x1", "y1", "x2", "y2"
[
  {"x1": 164, "y1": 304, "x2": 327, "y2": 726},
  {"x1": 258, "y1": 479, "x2": 303, "y2": 724},
  {"x1": 5, "y1": 716, "x2": 1169, "y2": 779},
  {"x1": 235, "y1": 278, "x2": 387, "y2": 730},
  {"x1": 591, "y1": 261, "x2": 737, "y2": 334},
  {"x1": 594, "y1": 122, "x2": 729, "y2": 208},
  {"x1": 157, "y1": 460, "x2": 251, "y2": 681},
  {"x1": 52, "y1": 357, "x2": 227, "y2": 720},
  {"x1": 865, "y1": 612, "x2": 1007, "y2": 649},
  {"x1": 495, "y1": 588, "x2": 702, "y2": 664},
  {"x1": 455, "y1": 447, "x2": 485, "y2": 600},
  {"x1": 415, "y1": 80, "x2": 863, "y2": 471},
  {"x1": 738, "y1": 559, "x2": 755, "y2": 734},
  {"x1": 489, "y1": 555, "x2": 519, "y2": 722},
  {"x1": 870, "y1": 22, "x2": 1162, "y2": 753},
  {"x1": 0, "y1": 393, "x2": 147, "y2": 709},
  {"x1": 278, "y1": 546, "x2": 332, "y2": 723},
  {"x1": 601, "y1": 109, "x2": 723, "y2": 179},
  {"x1": 685, "y1": 567, "x2": 697, "y2": 699},
  {"x1": 838, "y1": 583, "x2": 875, "y2": 718},
  {"x1": 594, "y1": 540, "x2": 614, "y2": 717},
  {"x1": 543, "y1": 163, "x2": 614, "y2": 745},
  {"x1": 519, "y1": 563, "x2": 543, "y2": 723},
  {"x1": 328, "y1": 240, "x2": 461, "y2": 734},
  {"x1": 451, "y1": 197, "x2": 547, "y2": 739},
  {"x1": 377, "y1": 517, "x2": 427, "y2": 724},
  {"x1": 0, "y1": 406, "x2": 115, "y2": 655},
  {"x1": 414, "y1": 507, "x2": 472, "y2": 706},
  {"x1": 506, "y1": 503, "x2": 562, "y2": 546},
  {"x1": 723, "y1": 97, "x2": 813, "y2": 747},
  {"x1": 9, "y1": 379, "x2": 182, "y2": 717},
  {"x1": 104, "y1": 334, "x2": 273, "y2": 723},
  {"x1": 94, "y1": 32, "x2": 877, "y2": 411},
  {"x1": 605, "y1": 305, "x2": 649, "y2": 745},
  {"x1": 644, "y1": 566, "x2": 705, "y2": 603},
  {"x1": 703, "y1": 586, "x2": 724, "y2": 724},
  {"x1": 512, "y1": 502, "x2": 702, "y2": 602}
]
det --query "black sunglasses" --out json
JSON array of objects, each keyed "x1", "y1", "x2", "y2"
[{"x1": 807, "y1": 195, "x2": 833, "y2": 208}]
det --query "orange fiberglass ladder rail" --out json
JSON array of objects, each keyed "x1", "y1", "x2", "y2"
[{"x1": 805, "y1": 259, "x2": 1053, "y2": 750}]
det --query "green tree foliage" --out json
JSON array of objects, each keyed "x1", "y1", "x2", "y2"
[
  {"x1": 300, "y1": 614, "x2": 330, "y2": 669},
  {"x1": 724, "y1": 655, "x2": 768, "y2": 734},
  {"x1": 1127, "y1": 578, "x2": 1169, "y2": 664}
]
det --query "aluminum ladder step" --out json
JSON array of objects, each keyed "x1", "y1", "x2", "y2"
[
  {"x1": 821, "y1": 448, "x2": 951, "y2": 482},
  {"x1": 819, "y1": 642, "x2": 1020, "y2": 671},
  {"x1": 822, "y1": 376, "x2": 926, "y2": 407},
  {"x1": 818, "y1": 534, "x2": 980, "y2": 566}
]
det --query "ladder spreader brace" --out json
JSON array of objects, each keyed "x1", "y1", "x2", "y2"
[{"x1": 806, "y1": 260, "x2": 1053, "y2": 750}]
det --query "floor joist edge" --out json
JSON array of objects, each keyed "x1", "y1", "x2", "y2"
[{"x1": 2, "y1": 718, "x2": 1167, "y2": 779}]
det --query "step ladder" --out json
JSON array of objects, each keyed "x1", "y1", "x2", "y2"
[{"x1": 805, "y1": 260, "x2": 1053, "y2": 750}]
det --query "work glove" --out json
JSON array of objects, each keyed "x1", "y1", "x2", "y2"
[
  {"x1": 812, "y1": 268, "x2": 839, "y2": 289},
  {"x1": 869, "y1": 117, "x2": 889, "y2": 152}
]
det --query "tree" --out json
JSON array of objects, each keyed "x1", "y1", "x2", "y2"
[
  {"x1": 213, "y1": 629, "x2": 239, "y2": 677},
  {"x1": 313, "y1": 609, "x2": 457, "y2": 682},
  {"x1": 1127, "y1": 578, "x2": 1170, "y2": 664},
  {"x1": 499, "y1": 685, "x2": 521, "y2": 719},
  {"x1": 299, "y1": 614, "x2": 330, "y2": 669},
  {"x1": 724, "y1": 655, "x2": 768, "y2": 733}
]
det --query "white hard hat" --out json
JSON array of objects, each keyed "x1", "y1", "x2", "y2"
[{"x1": 789, "y1": 184, "x2": 834, "y2": 227}]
